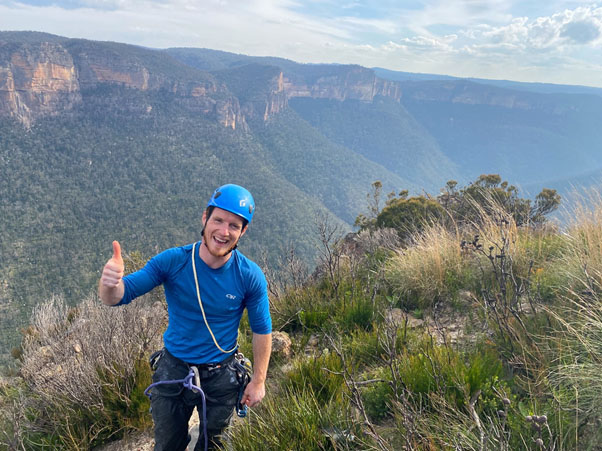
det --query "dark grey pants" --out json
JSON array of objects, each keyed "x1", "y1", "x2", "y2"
[{"x1": 150, "y1": 350, "x2": 241, "y2": 451}]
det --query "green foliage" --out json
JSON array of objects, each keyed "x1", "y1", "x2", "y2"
[
  {"x1": 227, "y1": 388, "x2": 369, "y2": 450},
  {"x1": 249, "y1": 108, "x2": 404, "y2": 224},
  {"x1": 97, "y1": 358, "x2": 153, "y2": 440},
  {"x1": 375, "y1": 195, "x2": 446, "y2": 241},
  {"x1": 358, "y1": 175, "x2": 561, "y2": 242},
  {"x1": 343, "y1": 328, "x2": 384, "y2": 367},
  {"x1": 399, "y1": 342, "x2": 504, "y2": 412},
  {"x1": 285, "y1": 352, "x2": 345, "y2": 405},
  {"x1": 362, "y1": 378, "x2": 393, "y2": 422},
  {"x1": 289, "y1": 96, "x2": 457, "y2": 193},
  {"x1": 440, "y1": 174, "x2": 561, "y2": 227},
  {"x1": 336, "y1": 296, "x2": 375, "y2": 332}
]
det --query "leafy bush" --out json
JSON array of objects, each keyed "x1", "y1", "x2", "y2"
[{"x1": 361, "y1": 368, "x2": 394, "y2": 422}]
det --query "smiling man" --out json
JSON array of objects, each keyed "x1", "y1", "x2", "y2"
[{"x1": 98, "y1": 184, "x2": 272, "y2": 451}]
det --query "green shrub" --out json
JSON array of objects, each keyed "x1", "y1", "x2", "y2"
[
  {"x1": 398, "y1": 340, "x2": 504, "y2": 413},
  {"x1": 344, "y1": 328, "x2": 382, "y2": 367},
  {"x1": 226, "y1": 388, "x2": 370, "y2": 450},
  {"x1": 336, "y1": 297, "x2": 374, "y2": 332},
  {"x1": 284, "y1": 352, "x2": 345, "y2": 405},
  {"x1": 16, "y1": 295, "x2": 165, "y2": 449},
  {"x1": 361, "y1": 367, "x2": 394, "y2": 422},
  {"x1": 98, "y1": 357, "x2": 153, "y2": 439},
  {"x1": 271, "y1": 286, "x2": 334, "y2": 333}
]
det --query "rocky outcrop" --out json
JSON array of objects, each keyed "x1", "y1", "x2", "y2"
[
  {"x1": 0, "y1": 41, "x2": 81, "y2": 126},
  {"x1": 263, "y1": 71, "x2": 287, "y2": 120},
  {"x1": 399, "y1": 80, "x2": 570, "y2": 113},
  {"x1": 283, "y1": 65, "x2": 402, "y2": 103},
  {"x1": 0, "y1": 36, "x2": 245, "y2": 129}
]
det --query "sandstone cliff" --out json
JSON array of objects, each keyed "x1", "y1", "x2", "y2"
[
  {"x1": 0, "y1": 40, "x2": 81, "y2": 127},
  {"x1": 0, "y1": 34, "x2": 244, "y2": 129},
  {"x1": 234, "y1": 64, "x2": 404, "y2": 122},
  {"x1": 399, "y1": 79, "x2": 579, "y2": 114},
  {"x1": 0, "y1": 33, "x2": 410, "y2": 127},
  {"x1": 283, "y1": 65, "x2": 402, "y2": 103}
]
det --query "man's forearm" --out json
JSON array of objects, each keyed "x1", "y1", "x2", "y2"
[{"x1": 251, "y1": 332, "x2": 272, "y2": 383}]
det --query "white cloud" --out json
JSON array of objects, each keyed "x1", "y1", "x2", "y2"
[
  {"x1": 1, "y1": 0, "x2": 602, "y2": 87},
  {"x1": 467, "y1": 5, "x2": 602, "y2": 51}
]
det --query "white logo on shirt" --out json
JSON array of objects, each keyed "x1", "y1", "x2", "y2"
[{"x1": 226, "y1": 294, "x2": 237, "y2": 300}]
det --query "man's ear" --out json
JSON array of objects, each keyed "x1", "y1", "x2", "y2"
[
  {"x1": 202, "y1": 210, "x2": 207, "y2": 223},
  {"x1": 240, "y1": 224, "x2": 248, "y2": 237}
]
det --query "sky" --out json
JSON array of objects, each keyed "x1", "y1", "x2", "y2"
[{"x1": 1, "y1": 0, "x2": 602, "y2": 88}]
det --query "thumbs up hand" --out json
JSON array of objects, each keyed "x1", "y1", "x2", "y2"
[{"x1": 101, "y1": 240, "x2": 125, "y2": 288}]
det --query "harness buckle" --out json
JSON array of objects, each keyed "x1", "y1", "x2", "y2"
[{"x1": 190, "y1": 366, "x2": 201, "y2": 393}]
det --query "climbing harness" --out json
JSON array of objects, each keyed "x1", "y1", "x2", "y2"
[{"x1": 144, "y1": 367, "x2": 209, "y2": 451}]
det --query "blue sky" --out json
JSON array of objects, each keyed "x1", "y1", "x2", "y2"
[{"x1": 1, "y1": 0, "x2": 601, "y2": 88}]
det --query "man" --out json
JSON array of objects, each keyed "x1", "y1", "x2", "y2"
[{"x1": 99, "y1": 184, "x2": 272, "y2": 451}]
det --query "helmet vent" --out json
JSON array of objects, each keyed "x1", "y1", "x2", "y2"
[{"x1": 214, "y1": 191, "x2": 222, "y2": 199}]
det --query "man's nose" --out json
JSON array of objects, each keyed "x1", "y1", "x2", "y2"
[{"x1": 218, "y1": 223, "x2": 230, "y2": 236}]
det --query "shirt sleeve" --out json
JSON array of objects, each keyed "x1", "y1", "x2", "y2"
[
  {"x1": 245, "y1": 265, "x2": 272, "y2": 334},
  {"x1": 117, "y1": 250, "x2": 171, "y2": 305}
]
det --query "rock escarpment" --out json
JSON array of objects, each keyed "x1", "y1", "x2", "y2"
[
  {"x1": 0, "y1": 33, "x2": 407, "y2": 127},
  {"x1": 0, "y1": 34, "x2": 243, "y2": 128}
]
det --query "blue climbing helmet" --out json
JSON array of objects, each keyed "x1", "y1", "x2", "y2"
[{"x1": 206, "y1": 184, "x2": 255, "y2": 224}]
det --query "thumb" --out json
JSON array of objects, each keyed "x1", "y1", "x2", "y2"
[{"x1": 112, "y1": 240, "x2": 123, "y2": 263}]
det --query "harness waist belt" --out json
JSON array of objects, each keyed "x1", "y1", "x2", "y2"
[{"x1": 188, "y1": 352, "x2": 236, "y2": 370}]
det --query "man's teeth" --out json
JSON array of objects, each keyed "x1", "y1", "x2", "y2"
[{"x1": 215, "y1": 237, "x2": 227, "y2": 244}]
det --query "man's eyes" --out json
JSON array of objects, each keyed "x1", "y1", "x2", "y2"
[{"x1": 212, "y1": 218, "x2": 241, "y2": 230}]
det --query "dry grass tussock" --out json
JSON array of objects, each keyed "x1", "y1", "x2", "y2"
[
  {"x1": 385, "y1": 222, "x2": 466, "y2": 303},
  {"x1": 384, "y1": 195, "x2": 554, "y2": 310},
  {"x1": 560, "y1": 188, "x2": 602, "y2": 291}
]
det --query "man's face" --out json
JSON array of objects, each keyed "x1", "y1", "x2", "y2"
[{"x1": 202, "y1": 207, "x2": 247, "y2": 258}]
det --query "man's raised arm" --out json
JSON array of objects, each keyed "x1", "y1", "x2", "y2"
[{"x1": 98, "y1": 240, "x2": 125, "y2": 306}]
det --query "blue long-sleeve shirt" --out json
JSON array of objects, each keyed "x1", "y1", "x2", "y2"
[{"x1": 117, "y1": 241, "x2": 271, "y2": 364}]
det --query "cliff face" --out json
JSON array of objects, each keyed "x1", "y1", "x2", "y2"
[
  {"x1": 399, "y1": 80, "x2": 574, "y2": 114},
  {"x1": 283, "y1": 66, "x2": 402, "y2": 103},
  {"x1": 0, "y1": 37, "x2": 244, "y2": 129},
  {"x1": 1, "y1": 34, "x2": 408, "y2": 127},
  {"x1": 253, "y1": 66, "x2": 403, "y2": 121},
  {"x1": 0, "y1": 41, "x2": 81, "y2": 127}
]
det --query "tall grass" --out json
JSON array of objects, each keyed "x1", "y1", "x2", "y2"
[
  {"x1": 560, "y1": 189, "x2": 602, "y2": 294},
  {"x1": 385, "y1": 222, "x2": 470, "y2": 310},
  {"x1": 538, "y1": 190, "x2": 602, "y2": 448},
  {"x1": 226, "y1": 387, "x2": 373, "y2": 450}
]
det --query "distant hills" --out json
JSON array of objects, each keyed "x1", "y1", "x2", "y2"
[{"x1": 1, "y1": 30, "x2": 602, "y2": 365}]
